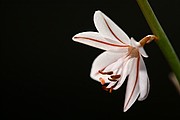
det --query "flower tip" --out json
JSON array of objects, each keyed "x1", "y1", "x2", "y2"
[
  {"x1": 72, "y1": 35, "x2": 76, "y2": 41},
  {"x1": 123, "y1": 109, "x2": 127, "y2": 112},
  {"x1": 123, "y1": 107, "x2": 128, "y2": 112},
  {"x1": 72, "y1": 34, "x2": 81, "y2": 42},
  {"x1": 123, "y1": 104, "x2": 132, "y2": 112},
  {"x1": 95, "y1": 10, "x2": 102, "y2": 14},
  {"x1": 94, "y1": 10, "x2": 104, "y2": 18}
]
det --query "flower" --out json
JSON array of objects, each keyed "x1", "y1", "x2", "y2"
[{"x1": 72, "y1": 10, "x2": 157, "y2": 112}]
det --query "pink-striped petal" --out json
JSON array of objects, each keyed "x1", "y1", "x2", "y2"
[
  {"x1": 138, "y1": 56, "x2": 150, "y2": 101},
  {"x1": 139, "y1": 47, "x2": 148, "y2": 58},
  {"x1": 102, "y1": 55, "x2": 127, "y2": 73},
  {"x1": 94, "y1": 10, "x2": 131, "y2": 45},
  {"x1": 73, "y1": 32, "x2": 128, "y2": 51},
  {"x1": 90, "y1": 50, "x2": 128, "y2": 82},
  {"x1": 123, "y1": 57, "x2": 140, "y2": 112},
  {"x1": 112, "y1": 58, "x2": 134, "y2": 90}
]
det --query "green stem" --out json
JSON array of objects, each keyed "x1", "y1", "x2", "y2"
[{"x1": 136, "y1": 0, "x2": 180, "y2": 85}]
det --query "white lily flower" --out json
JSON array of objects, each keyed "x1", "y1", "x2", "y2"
[{"x1": 72, "y1": 10, "x2": 157, "y2": 112}]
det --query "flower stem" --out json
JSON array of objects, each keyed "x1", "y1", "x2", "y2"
[{"x1": 136, "y1": 0, "x2": 180, "y2": 85}]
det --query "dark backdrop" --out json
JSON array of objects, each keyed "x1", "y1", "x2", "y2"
[{"x1": 1, "y1": 0, "x2": 180, "y2": 119}]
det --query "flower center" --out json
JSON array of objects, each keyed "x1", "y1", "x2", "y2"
[
  {"x1": 97, "y1": 35, "x2": 158, "y2": 93},
  {"x1": 128, "y1": 46, "x2": 139, "y2": 58},
  {"x1": 98, "y1": 47, "x2": 139, "y2": 93}
]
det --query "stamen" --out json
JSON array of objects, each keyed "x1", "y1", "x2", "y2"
[
  {"x1": 109, "y1": 88, "x2": 113, "y2": 93},
  {"x1": 102, "y1": 86, "x2": 113, "y2": 93},
  {"x1": 108, "y1": 78, "x2": 118, "y2": 81},
  {"x1": 110, "y1": 75, "x2": 121, "y2": 80},
  {"x1": 102, "y1": 86, "x2": 109, "y2": 91},
  {"x1": 108, "y1": 74, "x2": 121, "y2": 81},
  {"x1": 99, "y1": 70, "x2": 113, "y2": 75},
  {"x1": 99, "y1": 77, "x2": 105, "y2": 85}
]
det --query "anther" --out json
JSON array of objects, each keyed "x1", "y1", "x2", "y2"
[
  {"x1": 109, "y1": 88, "x2": 113, "y2": 93},
  {"x1": 99, "y1": 77, "x2": 105, "y2": 85},
  {"x1": 102, "y1": 86, "x2": 109, "y2": 92},
  {"x1": 102, "y1": 86, "x2": 113, "y2": 93},
  {"x1": 108, "y1": 75, "x2": 121, "y2": 81},
  {"x1": 99, "y1": 70, "x2": 113, "y2": 75},
  {"x1": 108, "y1": 78, "x2": 118, "y2": 81},
  {"x1": 111, "y1": 74, "x2": 121, "y2": 79}
]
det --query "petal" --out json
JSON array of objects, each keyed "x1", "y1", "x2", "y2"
[
  {"x1": 138, "y1": 56, "x2": 150, "y2": 101},
  {"x1": 123, "y1": 57, "x2": 140, "y2": 112},
  {"x1": 90, "y1": 50, "x2": 128, "y2": 82},
  {"x1": 106, "y1": 82, "x2": 117, "y2": 88},
  {"x1": 139, "y1": 47, "x2": 148, "y2": 58},
  {"x1": 103, "y1": 55, "x2": 127, "y2": 73},
  {"x1": 73, "y1": 32, "x2": 128, "y2": 51},
  {"x1": 130, "y1": 37, "x2": 140, "y2": 47},
  {"x1": 94, "y1": 10, "x2": 131, "y2": 45},
  {"x1": 113, "y1": 58, "x2": 134, "y2": 90}
]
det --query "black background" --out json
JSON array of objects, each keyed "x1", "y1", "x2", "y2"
[{"x1": 1, "y1": 0, "x2": 180, "y2": 119}]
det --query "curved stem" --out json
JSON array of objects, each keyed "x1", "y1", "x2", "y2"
[{"x1": 136, "y1": 0, "x2": 180, "y2": 86}]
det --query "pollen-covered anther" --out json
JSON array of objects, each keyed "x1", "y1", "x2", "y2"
[
  {"x1": 99, "y1": 77, "x2": 105, "y2": 85},
  {"x1": 109, "y1": 87, "x2": 113, "y2": 93},
  {"x1": 98, "y1": 70, "x2": 113, "y2": 75},
  {"x1": 102, "y1": 86, "x2": 113, "y2": 93},
  {"x1": 108, "y1": 74, "x2": 121, "y2": 81}
]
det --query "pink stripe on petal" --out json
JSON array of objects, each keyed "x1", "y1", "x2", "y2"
[
  {"x1": 124, "y1": 56, "x2": 140, "y2": 111},
  {"x1": 90, "y1": 50, "x2": 128, "y2": 82},
  {"x1": 103, "y1": 18, "x2": 126, "y2": 44},
  {"x1": 74, "y1": 36, "x2": 129, "y2": 48},
  {"x1": 94, "y1": 11, "x2": 131, "y2": 45},
  {"x1": 138, "y1": 56, "x2": 150, "y2": 101}
]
